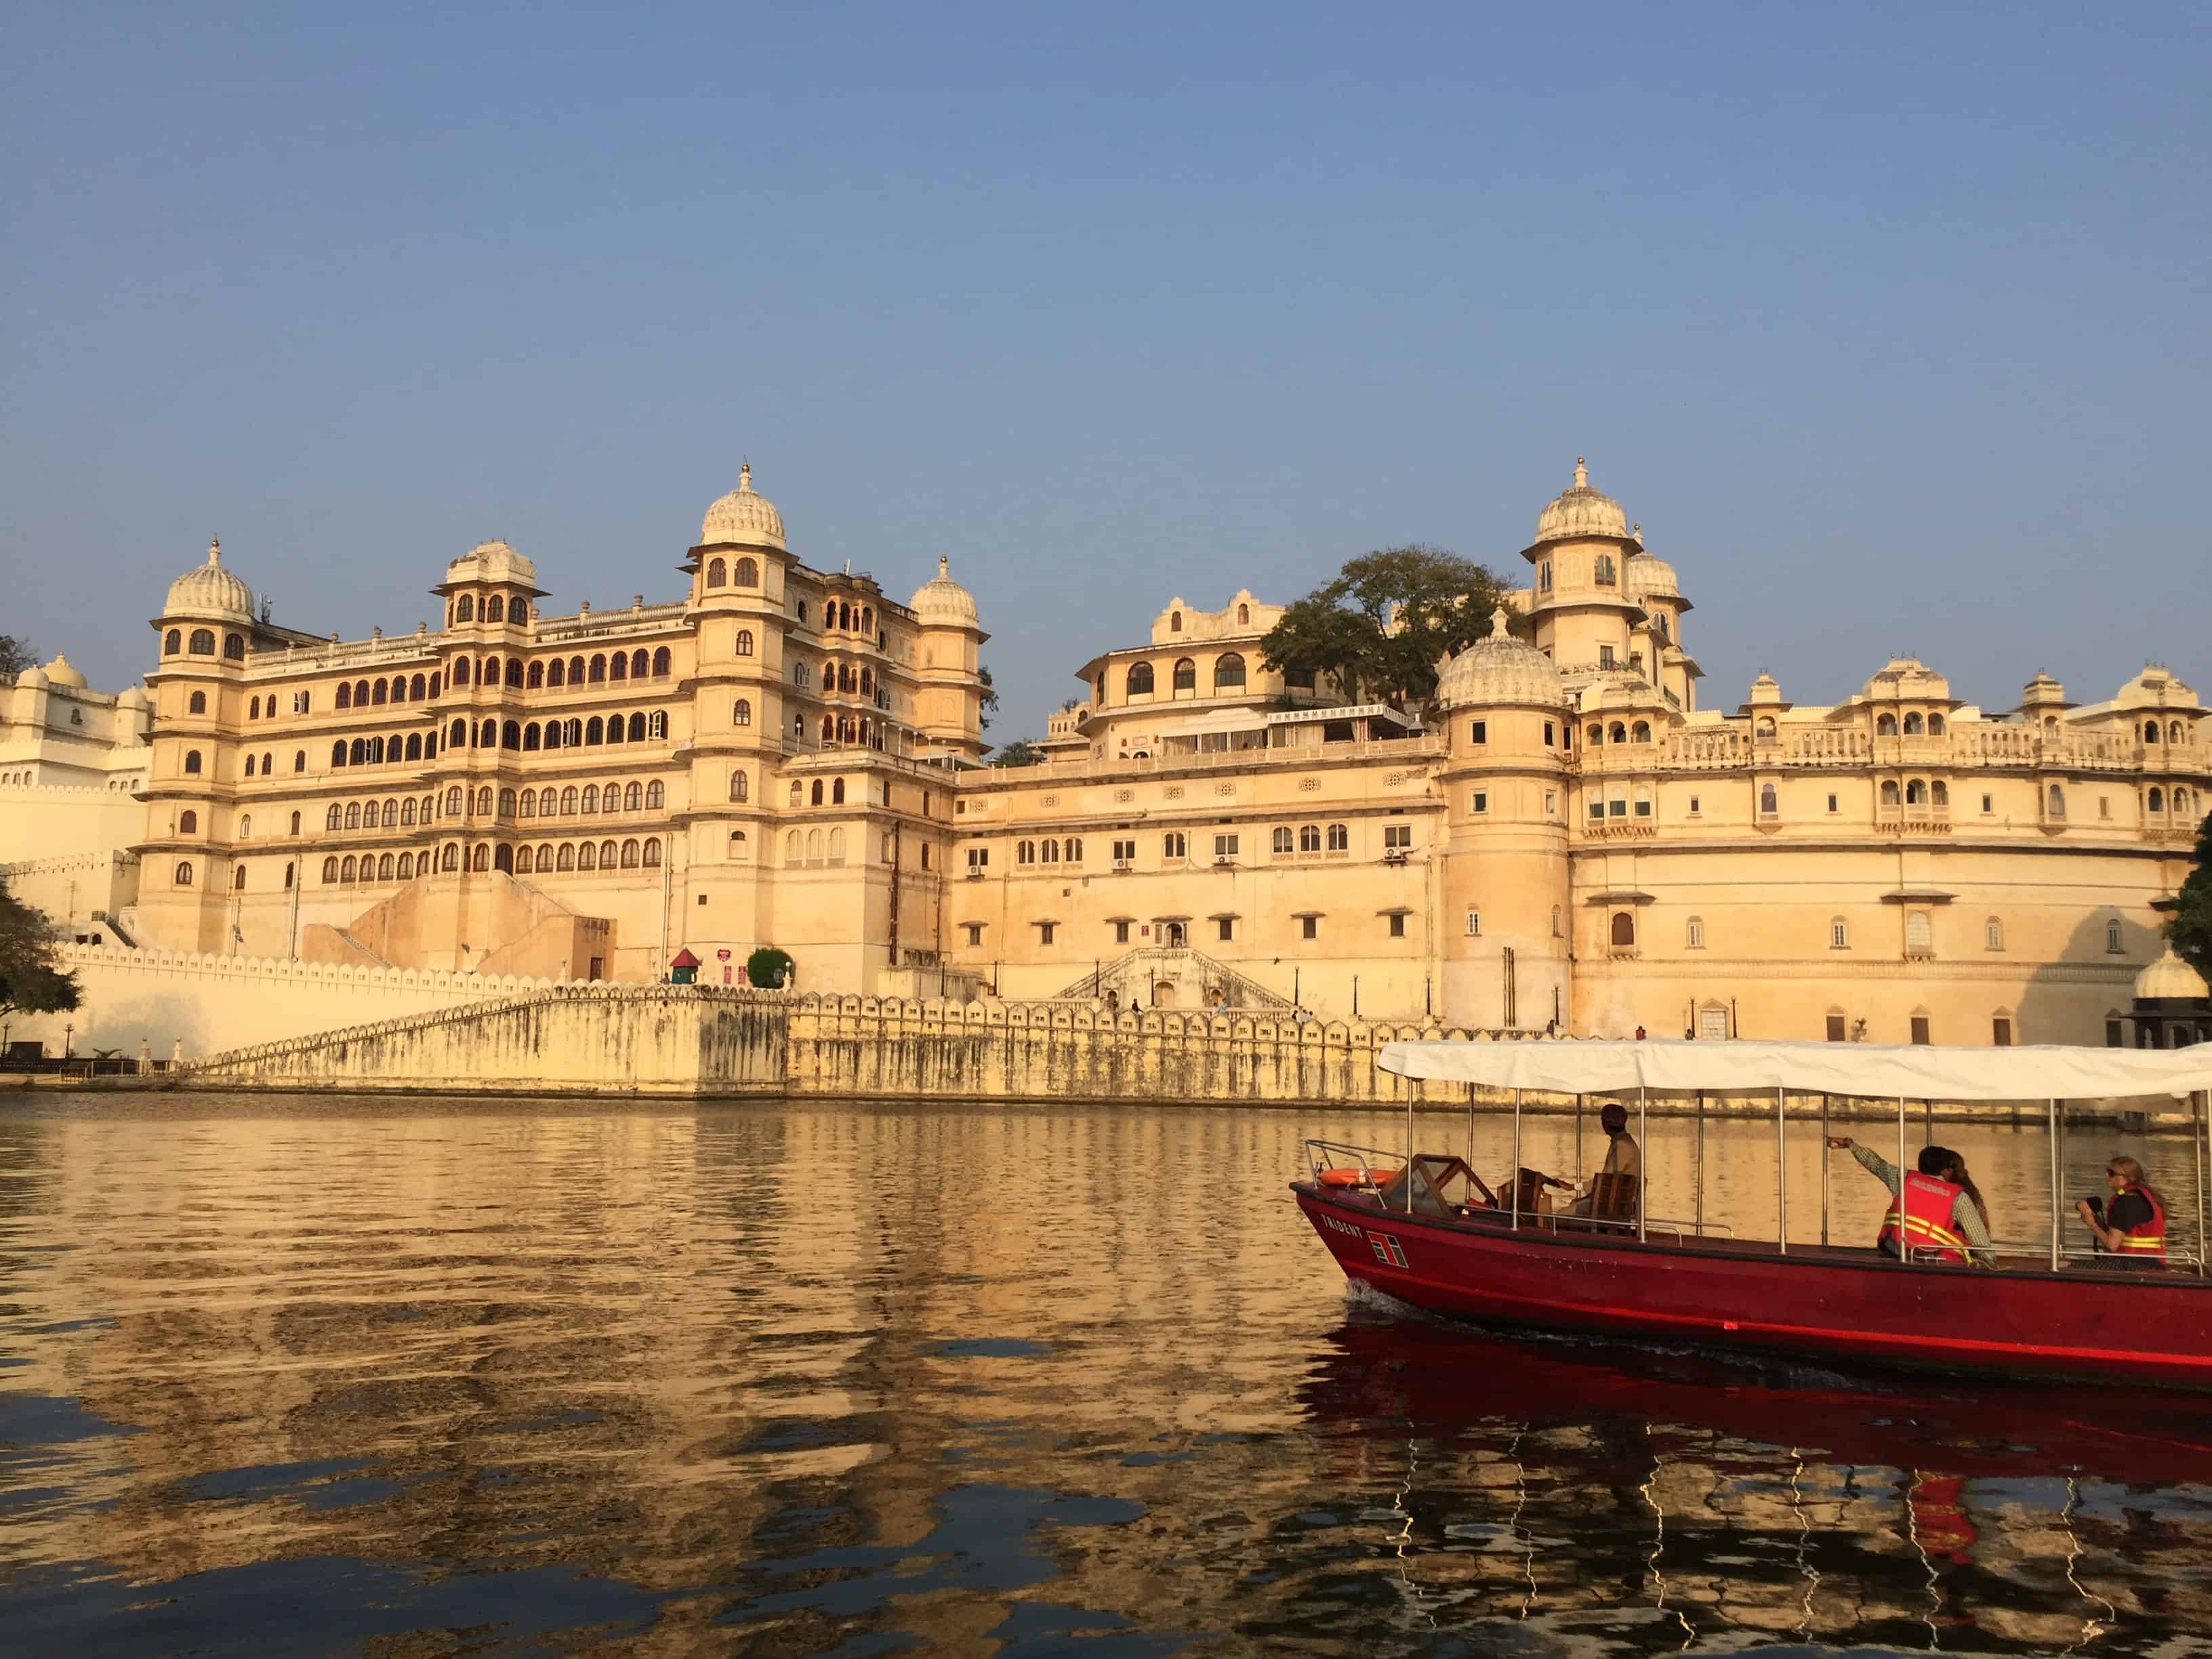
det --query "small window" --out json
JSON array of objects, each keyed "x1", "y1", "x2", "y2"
[
  {"x1": 188, "y1": 690, "x2": 207, "y2": 714},
  {"x1": 1910, "y1": 1015, "x2": 1931, "y2": 1046},
  {"x1": 1164, "y1": 832, "x2": 1187, "y2": 859},
  {"x1": 965, "y1": 923, "x2": 985, "y2": 947},
  {"x1": 1687, "y1": 794, "x2": 1700, "y2": 815},
  {"x1": 1038, "y1": 920, "x2": 1057, "y2": 945},
  {"x1": 1326, "y1": 823, "x2": 1348, "y2": 851},
  {"x1": 1992, "y1": 1016, "x2": 2013, "y2": 1048},
  {"x1": 184, "y1": 750, "x2": 203, "y2": 775},
  {"x1": 173, "y1": 861, "x2": 192, "y2": 886},
  {"x1": 1906, "y1": 911, "x2": 1932, "y2": 953},
  {"x1": 1301, "y1": 916, "x2": 1318, "y2": 941},
  {"x1": 1113, "y1": 920, "x2": 1130, "y2": 944},
  {"x1": 1383, "y1": 824, "x2": 1412, "y2": 850},
  {"x1": 2106, "y1": 918, "x2": 2123, "y2": 954},
  {"x1": 1213, "y1": 834, "x2": 1238, "y2": 859},
  {"x1": 1830, "y1": 918, "x2": 1849, "y2": 949},
  {"x1": 2106, "y1": 1016, "x2": 2124, "y2": 1048},
  {"x1": 1599, "y1": 646, "x2": 1616, "y2": 669},
  {"x1": 1685, "y1": 916, "x2": 1704, "y2": 949},
  {"x1": 1465, "y1": 908, "x2": 1480, "y2": 937},
  {"x1": 1550, "y1": 905, "x2": 1561, "y2": 937},
  {"x1": 178, "y1": 809, "x2": 198, "y2": 834},
  {"x1": 1610, "y1": 912, "x2": 1635, "y2": 949},
  {"x1": 1272, "y1": 826, "x2": 1293, "y2": 853},
  {"x1": 1470, "y1": 791, "x2": 1488, "y2": 814},
  {"x1": 1216, "y1": 917, "x2": 1234, "y2": 942},
  {"x1": 1469, "y1": 720, "x2": 1488, "y2": 745},
  {"x1": 1984, "y1": 917, "x2": 2003, "y2": 951},
  {"x1": 1826, "y1": 793, "x2": 1839, "y2": 814},
  {"x1": 1759, "y1": 783, "x2": 1778, "y2": 815},
  {"x1": 1388, "y1": 913, "x2": 1406, "y2": 938},
  {"x1": 1826, "y1": 1015, "x2": 1847, "y2": 1043}
]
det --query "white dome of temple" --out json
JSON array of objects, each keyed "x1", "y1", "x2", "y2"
[
  {"x1": 41, "y1": 654, "x2": 88, "y2": 689},
  {"x1": 908, "y1": 554, "x2": 980, "y2": 629},
  {"x1": 443, "y1": 539, "x2": 537, "y2": 587},
  {"x1": 1626, "y1": 552, "x2": 1681, "y2": 600},
  {"x1": 2134, "y1": 945, "x2": 2209, "y2": 1003},
  {"x1": 1533, "y1": 457, "x2": 1630, "y2": 545},
  {"x1": 1435, "y1": 607, "x2": 1565, "y2": 709},
  {"x1": 699, "y1": 463, "x2": 786, "y2": 551},
  {"x1": 163, "y1": 539, "x2": 254, "y2": 621}
]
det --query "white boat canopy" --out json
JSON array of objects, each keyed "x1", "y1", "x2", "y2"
[{"x1": 1376, "y1": 1038, "x2": 2212, "y2": 1101}]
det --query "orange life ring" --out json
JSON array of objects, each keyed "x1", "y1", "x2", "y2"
[{"x1": 1318, "y1": 1166, "x2": 1397, "y2": 1189}]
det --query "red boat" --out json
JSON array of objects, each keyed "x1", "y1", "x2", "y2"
[{"x1": 1295, "y1": 1038, "x2": 2212, "y2": 1391}]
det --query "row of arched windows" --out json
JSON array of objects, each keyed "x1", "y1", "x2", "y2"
[
  {"x1": 1015, "y1": 838, "x2": 1083, "y2": 865},
  {"x1": 319, "y1": 838, "x2": 662, "y2": 882},
  {"x1": 1879, "y1": 779, "x2": 1952, "y2": 807},
  {"x1": 516, "y1": 839, "x2": 659, "y2": 874},
  {"x1": 440, "y1": 712, "x2": 667, "y2": 751},
  {"x1": 820, "y1": 598, "x2": 872, "y2": 634},
  {"x1": 2147, "y1": 785, "x2": 2196, "y2": 817},
  {"x1": 1270, "y1": 823, "x2": 1353, "y2": 853},
  {"x1": 789, "y1": 777, "x2": 850, "y2": 806},
  {"x1": 334, "y1": 674, "x2": 440, "y2": 709},
  {"x1": 449, "y1": 593, "x2": 528, "y2": 626},
  {"x1": 2144, "y1": 719, "x2": 2190, "y2": 743},
  {"x1": 1124, "y1": 654, "x2": 1247, "y2": 698},
  {"x1": 327, "y1": 796, "x2": 438, "y2": 831},
  {"x1": 785, "y1": 827, "x2": 848, "y2": 867},
  {"x1": 434, "y1": 780, "x2": 665, "y2": 819},
  {"x1": 331, "y1": 733, "x2": 436, "y2": 767},
  {"x1": 449, "y1": 648, "x2": 672, "y2": 690},
  {"x1": 163, "y1": 628, "x2": 244, "y2": 659},
  {"x1": 703, "y1": 556, "x2": 761, "y2": 589},
  {"x1": 1874, "y1": 711, "x2": 1949, "y2": 736},
  {"x1": 1586, "y1": 720, "x2": 1654, "y2": 745}
]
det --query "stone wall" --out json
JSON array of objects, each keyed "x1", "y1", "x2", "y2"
[{"x1": 177, "y1": 984, "x2": 1530, "y2": 1105}]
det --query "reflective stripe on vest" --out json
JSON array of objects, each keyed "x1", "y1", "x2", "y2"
[
  {"x1": 2116, "y1": 1185, "x2": 2168, "y2": 1256},
  {"x1": 1879, "y1": 1170, "x2": 1969, "y2": 1263}
]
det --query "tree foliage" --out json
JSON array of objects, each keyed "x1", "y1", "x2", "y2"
[
  {"x1": 2169, "y1": 810, "x2": 2212, "y2": 986},
  {"x1": 745, "y1": 945, "x2": 795, "y2": 990},
  {"x1": 977, "y1": 664, "x2": 999, "y2": 733},
  {"x1": 989, "y1": 739, "x2": 1042, "y2": 767},
  {"x1": 0, "y1": 875, "x2": 80, "y2": 1023},
  {"x1": 0, "y1": 635, "x2": 36, "y2": 683},
  {"x1": 1257, "y1": 545, "x2": 1527, "y2": 712}
]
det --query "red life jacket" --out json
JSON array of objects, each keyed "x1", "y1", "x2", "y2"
[
  {"x1": 2115, "y1": 1185, "x2": 2167, "y2": 1260},
  {"x1": 1879, "y1": 1170, "x2": 1970, "y2": 1263}
]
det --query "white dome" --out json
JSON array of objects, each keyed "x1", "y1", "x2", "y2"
[
  {"x1": 1435, "y1": 607, "x2": 1564, "y2": 710},
  {"x1": 909, "y1": 554, "x2": 979, "y2": 629},
  {"x1": 42, "y1": 654, "x2": 87, "y2": 689},
  {"x1": 1626, "y1": 552, "x2": 1680, "y2": 600},
  {"x1": 116, "y1": 685, "x2": 150, "y2": 710},
  {"x1": 15, "y1": 665, "x2": 47, "y2": 689},
  {"x1": 699, "y1": 463, "x2": 786, "y2": 550},
  {"x1": 163, "y1": 539, "x2": 254, "y2": 621},
  {"x1": 1533, "y1": 457, "x2": 1630, "y2": 545},
  {"x1": 2135, "y1": 945, "x2": 2209, "y2": 1002},
  {"x1": 444, "y1": 539, "x2": 538, "y2": 587}
]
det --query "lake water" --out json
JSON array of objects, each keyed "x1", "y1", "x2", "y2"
[{"x1": 3, "y1": 1094, "x2": 2208, "y2": 1656}]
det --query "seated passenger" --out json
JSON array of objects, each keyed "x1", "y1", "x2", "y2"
[
  {"x1": 1828, "y1": 1138, "x2": 1994, "y2": 1266},
  {"x1": 2075, "y1": 1155, "x2": 2168, "y2": 1268},
  {"x1": 1563, "y1": 1103, "x2": 1642, "y2": 1217}
]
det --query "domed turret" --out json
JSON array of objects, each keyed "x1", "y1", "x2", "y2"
[
  {"x1": 699, "y1": 463, "x2": 786, "y2": 551},
  {"x1": 116, "y1": 685, "x2": 150, "y2": 711},
  {"x1": 443, "y1": 539, "x2": 538, "y2": 588},
  {"x1": 909, "y1": 554, "x2": 980, "y2": 630},
  {"x1": 2135, "y1": 945, "x2": 2209, "y2": 1004},
  {"x1": 1532, "y1": 458, "x2": 1630, "y2": 546},
  {"x1": 1435, "y1": 607, "x2": 1563, "y2": 710},
  {"x1": 41, "y1": 654, "x2": 87, "y2": 689},
  {"x1": 1626, "y1": 552, "x2": 1680, "y2": 600},
  {"x1": 163, "y1": 538, "x2": 254, "y2": 621}
]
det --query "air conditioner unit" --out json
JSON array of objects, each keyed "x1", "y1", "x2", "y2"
[
  {"x1": 965, "y1": 867, "x2": 985, "y2": 880},
  {"x1": 1382, "y1": 848, "x2": 1409, "y2": 864},
  {"x1": 1112, "y1": 858, "x2": 1134, "y2": 872},
  {"x1": 1214, "y1": 856, "x2": 1235, "y2": 867}
]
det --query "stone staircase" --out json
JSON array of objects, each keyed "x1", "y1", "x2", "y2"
[{"x1": 1054, "y1": 947, "x2": 1292, "y2": 1010}]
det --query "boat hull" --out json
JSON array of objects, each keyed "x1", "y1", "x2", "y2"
[{"x1": 1295, "y1": 1184, "x2": 2212, "y2": 1391}]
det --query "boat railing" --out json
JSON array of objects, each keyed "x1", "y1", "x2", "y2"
[{"x1": 1980, "y1": 1237, "x2": 2206, "y2": 1274}]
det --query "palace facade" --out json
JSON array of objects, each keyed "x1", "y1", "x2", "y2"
[{"x1": 12, "y1": 459, "x2": 2210, "y2": 1043}]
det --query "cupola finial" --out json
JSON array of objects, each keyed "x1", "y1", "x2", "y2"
[
  {"x1": 1489, "y1": 605, "x2": 1511, "y2": 639},
  {"x1": 1574, "y1": 456, "x2": 1588, "y2": 489},
  {"x1": 938, "y1": 554, "x2": 949, "y2": 578},
  {"x1": 739, "y1": 460, "x2": 752, "y2": 492},
  {"x1": 208, "y1": 536, "x2": 221, "y2": 565}
]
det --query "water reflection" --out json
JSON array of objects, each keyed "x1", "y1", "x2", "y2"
[{"x1": 0, "y1": 1097, "x2": 2205, "y2": 1655}]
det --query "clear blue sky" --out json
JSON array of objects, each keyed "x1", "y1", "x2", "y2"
[{"x1": 5, "y1": 3, "x2": 2207, "y2": 735}]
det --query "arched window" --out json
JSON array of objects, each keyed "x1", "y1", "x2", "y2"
[
  {"x1": 1551, "y1": 905, "x2": 1561, "y2": 937},
  {"x1": 514, "y1": 846, "x2": 533, "y2": 874},
  {"x1": 2169, "y1": 720, "x2": 2184, "y2": 744},
  {"x1": 1608, "y1": 722, "x2": 1626, "y2": 744},
  {"x1": 495, "y1": 788, "x2": 514, "y2": 817},
  {"x1": 785, "y1": 830, "x2": 802, "y2": 864},
  {"x1": 589, "y1": 654, "x2": 607, "y2": 683},
  {"x1": 580, "y1": 716, "x2": 600, "y2": 745},
  {"x1": 188, "y1": 628, "x2": 216, "y2": 655},
  {"x1": 1906, "y1": 779, "x2": 1927, "y2": 805},
  {"x1": 1017, "y1": 840, "x2": 1036, "y2": 865},
  {"x1": 498, "y1": 720, "x2": 518, "y2": 750},
  {"x1": 1906, "y1": 911, "x2": 1933, "y2": 952},
  {"x1": 653, "y1": 647, "x2": 670, "y2": 678},
  {"x1": 2144, "y1": 719, "x2": 2160, "y2": 743},
  {"x1": 832, "y1": 778, "x2": 846, "y2": 804},
  {"x1": 2149, "y1": 786, "x2": 2165, "y2": 813},
  {"x1": 411, "y1": 673, "x2": 427, "y2": 699},
  {"x1": 335, "y1": 682, "x2": 353, "y2": 710},
  {"x1": 244, "y1": 754, "x2": 256, "y2": 777},
  {"x1": 567, "y1": 656, "x2": 585, "y2": 684},
  {"x1": 581, "y1": 784, "x2": 599, "y2": 814},
  {"x1": 341, "y1": 855, "x2": 357, "y2": 881},
  {"x1": 375, "y1": 853, "x2": 394, "y2": 880},
  {"x1": 548, "y1": 658, "x2": 566, "y2": 688},
  {"x1": 821, "y1": 714, "x2": 835, "y2": 741},
  {"x1": 1686, "y1": 917, "x2": 1705, "y2": 949},
  {"x1": 1759, "y1": 782, "x2": 1778, "y2": 814},
  {"x1": 644, "y1": 780, "x2": 663, "y2": 808},
  {"x1": 322, "y1": 856, "x2": 340, "y2": 883},
  {"x1": 1755, "y1": 717, "x2": 1775, "y2": 738},
  {"x1": 1876, "y1": 713, "x2": 1897, "y2": 735},
  {"x1": 325, "y1": 803, "x2": 342, "y2": 830},
  {"x1": 621, "y1": 781, "x2": 639, "y2": 811},
  {"x1": 1830, "y1": 917, "x2": 1849, "y2": 949},
  {"x1": 1610, "y1": 911, "x2": 1635, "y2": 948},
  {"x1": 363, "y1": 800, "x2": 382, "y2": 829},
  {"x1": 734, "y1": 628, "x2": 754, "y2": 657},
  {"x1": 731, "y1": 697, "x2": 752, "y2": 729},
  {"x1": 369, "y1": 679, "x2": 387, "y2": 707},
  {"x1": 1272, "y1": 826, "x2": 1293, "y2": 853},
  {"x1": 707, "y1": 557, "x2": 727, "y2": 586},
  {"x1": 642, "y1": 837, "x2": 661, "y2": 867},
  {"x1": 810, "y1": 779, "x2": 824, "y2": 806},
  {"x1": 623, "y1": 712, "x2": 642, "y2": 742},
  {"x1": 522, "y1": 724, "x2": 540, "y2": 752},
  {"x1": 343, "y1": 800, "x2": 362, "y2": 830},
  {"x1": 178, "y1": 808, "x2": 199, "y2": 834},
  {"x1": 1593, "y1": 554, "x2": 1615, "y2": 586},
  {"x1": 223, "y1": 633, "x2": 245, "y2": 660},
  {"x1": 2048, "y1": 784, "x2": 2066, "y2": 817},
  {"x1": 184, "y1": 689, "x2": 208, "y2": 716},
  {"x1": 501, "y1": 659, "x2": 520, "y2": 689},
  {"x1": 620, "y1": 838, "x2": 640, "y2": 869},
  {"x1": 467, "y1": 844, "x2": 488, "y2": 872},
  {"x1": 401, "y1": 798, "x2": 417, "y2": 826},
  {"x1": 598, "y1": 838, "x2": 617, "y2": 868},
  {"x1": 1985, "y1": 917, "x2": 2004, "y2": 951},
  {"x1": 453, "y1": 657, "x2": 470, "y2": 688},
  {"x1": 1633, "y1": 720, "x2": 1652, "y2": 742},
  {"x1": 2106, "y1": 917, "x2": 2123, "y2": 953},
  {"x1": 1928, "y1": 714, "x2": 1946, "y2": 735},
  {"x1": 455, "y1": 594, "x2": 475, "y2": 622},
  {"x1": 165, "y1": 629, "x2": 182, "y2": 654},
  {"x1": 1326, "y1": 823, "x2": 1349, "y2": 852},
  {"x1": 182, "y1": 749, "x2": 203, "y2": 775},
  {"x1": 1127, "y1": 662, "x2": 1155, "y2": 697},
  {"x1": 554, "y1": 785, "x2": 573, "y2": 815},
  {"x1": 610, "y1": 652, "x2": 628, "y2": 683},
  {"x1": 489, "y1": 843, "x2": 510, "y2": 874},
  {"x1": 1172, "y1": 657, "x2": 1196, "y2": 692},
  {"x1": 445, "y1": 785, "x2": 464, "y2": 815},
  {"x1": 289, "y1": 809, "x2": 301, "y2": 834},
  {"x1": 1170, "y1": 609, "x2": 1183, "y2": 632},
  {"x1": 629, "y1": 650, "x2": 647, "y2": 679},
  {"x1": 730, "y1": 771, "x2": 750, "y2": 802},
  {"x1": 735, "y1": 558, "x2": 758, "y2": 586},
  {"x1": 1904, "y1": 712, "x2": 1925, "y2": 735},
  {"x1": 1214, "y1": 653, "x2": 1247, "y2": 690},
  {"x1": 1931, "y1": 780, "x2": 1949, "y2": 806},
  {"x1": 794, "y1": 661, "x2": 811, "y2": 688},
  {"x1": 439, "y1": 842, "x2": 459, "y2": 872},
  {"x1": 1881, "y1": 780, "x2": 1902, "y2": 806}
]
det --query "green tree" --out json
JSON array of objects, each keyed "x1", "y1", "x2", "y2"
[
  {"x1": 990, "y1": 739, "x2": 1041, "y2": 767},
  {"x1": 0, "y1": 875, "x2": 80, "y2": 1023},
  {"x1": 978, "y1": 664, "x2": 999, "y2": 733},
  {"x1": 745, "y1": 945, "x2": 795, "y2": 989},
  {"x1": 1258, "y1": 545, "x2": 1525, "y2": 713},
  {"x1": 0, "y1": 635, "x2": 36, "y2": 683},
  {"x1": 2169, "y1": 810, "x2": 2212, "y2": 985}
]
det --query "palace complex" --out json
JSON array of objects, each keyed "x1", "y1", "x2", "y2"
[{"x1": 3, "y1": 459, "x2": 2208, "y2": 1047}]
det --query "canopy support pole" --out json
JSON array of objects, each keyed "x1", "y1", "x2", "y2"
[
  {"x1": 1574, "y1": 1094, "x2": 1584, "y2": 1187},
  {"x1": 1406, "y1": 1082, "x2": 1415, "y2": 1215},
  {"x1": 1637, "y1": 1086, "x2": 1648, "y2": 1244},
  {"x1": 1511, "y1": 1089, "x2": 1523, "y2": 1232},
  {"x1": 2049, "y1": 1098, "x2": 2063, "y2": 1272},
  {"x1": 2196, "y1": 1088, "x2": 2209, "y2": 1277},
  {"x1": 1820, "y1": 1093, "x2": 1831, "y2": 1246},
  {"x1": 1776, "y1": 1085, "x2": 1788, "y2": 1256},
  {"x1": 1694, "y1": 1090, "x2": 1705, "y2": 1239},
  {"x1": 1897, "y1": 1097, "x2": 1909, "y2": 1265},
  {"x1": 1467, "y1": 1082, "x2": 1475, "y2": 1174}
]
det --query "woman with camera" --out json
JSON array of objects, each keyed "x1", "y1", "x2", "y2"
[{"x1": 2074, "y1": 1156, "x2": 2169, "y2": 1268}]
